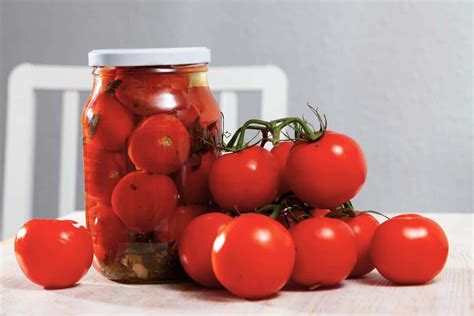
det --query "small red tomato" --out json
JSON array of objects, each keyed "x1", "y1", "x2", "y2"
[
  {"x1": 270, "y1": 141, "x2": 294, "y2": 196},
  {"x1": 212, "y1": 213, "x2": 295, "y2": 299},
  {"x1": 111, "y1": 171, "x2": 178, "y2": 232},
  {"x1": 174, "y1": 151, "x2": 216, "y2": 204},
  {"x1": 209, "y1": 146, "x2": 279, "y2": 212},
  {"x1": 179, "y1": 212, "x2": 233, "y2": 288},
  {"x1": 115, "y1": 74, "x2": 189, "y2": 115},
  {"x1": 286, "y1": 131, "x2": 367, "y2": 209},
  {"x1": 14, "y1": 219, "x2": 93, "y2": 289},
  {"x1": 310, "y1": 208, "x2": 331, "y2": 217},
  {"x1": 82, "y1": 92, "x2": 134, "y2": 151},
  {"x1": 91, "y1": 205, "x2": 129, "y2": 262},
  {"x1": 370, "y1": 214, "x2": 449, "y2": 284},
  {"x1": 188, "y1": 86, "x2": 221, "y2": 127},
  {"x1": 290, "y1": 217, "x2": 357, "y2": 287},
  {"x1": 128, "y1": 114, "x2": 191, "y2": 174},
  {"x1": 83, "y1": 144, "x2": 127, "y2": 202},
  {"x1": 156, "y1": 204, "x2": 211, "y2": 243},
  {"x1": 340, "y1": 213, "x2": 379, "y2": 277}
]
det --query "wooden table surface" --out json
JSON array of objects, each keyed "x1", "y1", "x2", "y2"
[{"x1": 0, "y1": 212, "x2": 472, "y2": 315}]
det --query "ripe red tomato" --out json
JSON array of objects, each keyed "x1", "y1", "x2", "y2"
[
  {"x1": 91, "y1": 205, "x2": 129, "y2": 262},
  {"x1": 310, "y1": 208, "x2": 331, "y2": 217},
  {"x1": 156, "y1": 204, "x2": 211, "y2": 243},
  {"x1": 82, "y1": 92, "x2": 134, "y2": 151},
  {"x1": 209, "y1": 146, "x2": 279, "y2": 212},
  {"x1": 270, "y1": 141, "x2": 294, "y2": 196},
  {"x1": 340, "y1": 213, "x2": 379, "y2": 277},
  {"x1": 370, "y1": 214, "x2": 449, "y2": 284},
  {"x1": 128, "y1": 114, "x2": 191, "y2": 174},
  {"x1": 83, "y1": 144, "x2": 127, "y2": 202},
  {"x1": 188, "y1": 86, "x2": 221, "y2": 127},
  {"x1": 14, "y1": 219, "x2": 93, "y2": 289},
  {"x1": 111, "y1": 171, "x2": 178, "y2": 232},
  {"x1": 174, "y1": 151, "x2": 216, "y2": 204},
  {"x1": 179, "y1": 212, "x2": 233, "y2": 288},
  {"x1": 115, "y1": 74, "x2": 189, "y2": 115},
  {"x1": 286, "y1": 131, "x2": 367, "y2": 209},
  {"x1": 212, "y1": 213, "x2": 295, "y2": 299},
  {"x1": 290, "y1": 217, "x2": 357, "y2": 287}
]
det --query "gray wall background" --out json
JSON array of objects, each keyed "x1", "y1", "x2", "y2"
[{"x1": 0, "y1": 0, "x2": 472, "y2": 233}]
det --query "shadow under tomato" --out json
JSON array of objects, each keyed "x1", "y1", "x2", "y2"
[
  {"x1": 282, "y1": 282, "x2": 344, "y2": 292},
  {"x1": 350, "y1": 272, "x2": 436, "y2": 287}
]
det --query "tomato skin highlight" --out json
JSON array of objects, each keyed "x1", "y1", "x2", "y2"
[
  {"x1": 14, "y1": 219, "x2": 93, "y2": 289},
  {"x1": 370, "y1": 214, "x2": 449, "y2": 284},
  {"x1": 209, "y1": 146, "x2": 280, "y2": 212},
  {"x1": 82, "y1": 92, "x2": 134, "y2": 151},
  {"x1": 111, "y1": 171, "x2": 178, "y2": 232},
  {"x1": 290, "y1": 217, "x2": 357, "y2": 287},
  {"x1": 156, "y1": 204, "x2": 212, "y2": 243},
  {"x1": 128, "y1": 114, "x2": 191, "y2": 174},
  {"x1": 340, "y1": 213, "x2": 380, "y2": 277},
  {"x1": 174, "y1": 151, "x2": 216, "y2": 205},
  {"x1": 115, "y1": 74, "x2": 189, "y2": 115},
  {"x1": 286, "y1": 131, "x2": 367, "y2": 209},
  {"x1": 270, "y1": 141, "x2": 294, "y2": 196},
  {"x1": 179, "y1": 212, "x2": 233, "y2": 288},
  {"x1": 212, "y1": 213, "x2": 295, "y2": 299}
]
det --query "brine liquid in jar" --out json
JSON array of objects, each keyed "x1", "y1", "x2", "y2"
[{"x1": 82, "y1": 48, "x2": 221, "y2": 283}]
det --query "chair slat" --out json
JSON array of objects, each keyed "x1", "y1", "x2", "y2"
[
  {"x1": 57, "y1": 91, "x2": 80, "y2": 217},
  {"x1": 2, "y1": 64, "x2": 36, "y2": 239}
]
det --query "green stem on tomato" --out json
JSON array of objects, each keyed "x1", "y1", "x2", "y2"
[{"x1": 361, "y1": 210, "x2": 391, "y2": 220}]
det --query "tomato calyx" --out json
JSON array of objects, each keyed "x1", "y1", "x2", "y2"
[{"x1": 216, "y1": 105, "x2": 328, "y2": 153}]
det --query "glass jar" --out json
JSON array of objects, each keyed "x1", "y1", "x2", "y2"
[{"x1": 82, "y1": 48, "x2": 221, "y2": 283}]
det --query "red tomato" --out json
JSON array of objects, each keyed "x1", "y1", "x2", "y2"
[
  {"x1": 128, "y1": 114, "x2": 191, "y2": 174},
  {"x1": 155, "y1": 204, "x2": 211, "y2": 243},
  {"x1": 179, "y1": 212, "x2": 233, "y2": 288},
  {"x1": 209, "y1": 147, "x2": 279, "y2": 212},
  {"x1": 83, "y1": 144, "x2": 127, "y2": 202},
  {"x1": 111, "y1": 171, "x2": 178, "y2": 232},
  {"x1": 92, "y1": 205, "x2": 129, "y2": 262},
  {"x1": 115, "y1": 74, "x2": 188, "y2": 115},
  {"x1": 370, "y1": 214, "x2": 449, "y2": 284},
  {"x1": 82, "y1": 92, "x2": 134, "y2": 151},
  {"x1": 270, "y1": 141, "x2": 293, "y2": 196},
  {"x1": 212, "y1": 213, "x2": 295, "y2": 299},
  {"x1": 340, "y1": 213, "x2": 379, "y2": 277},
  {"x1": 174, "y1": 151, "x2": 216, "y2": 205},
  {"x1": 188, "y1": 86, "x2": 221, "y2": 127},
  {"x1": 85, "y1": 194, "x2": 110, "y2": 232},
  {"x1": 290, "y1": 217, "x2": 357, "y2": 287},
  {"x1": 311, "y1": 208, "x2": 331, "y2": 217},
  {"x1": 286, "y1": 131, "x2": 367, "y2": 209},
  {"x1": 14, "y1": 219, "x2": 93, "y2": 289}
]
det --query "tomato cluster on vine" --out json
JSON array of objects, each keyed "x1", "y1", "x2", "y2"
[{"x1": 177, "y1": 108, "x2": 449, "y2": 299}]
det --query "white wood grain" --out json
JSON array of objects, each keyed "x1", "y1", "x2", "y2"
[{"x1": 0, "y1": 212, "x2": 472, "y2": 315}]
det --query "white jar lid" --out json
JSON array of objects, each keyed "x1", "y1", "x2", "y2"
[{"x1": 88, "y1": 47, "x2": 211, "y2": 67}]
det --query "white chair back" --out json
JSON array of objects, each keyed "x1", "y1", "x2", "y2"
[{"x1": 1, "y1": 63, "x2": 288, "y2": 239}]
